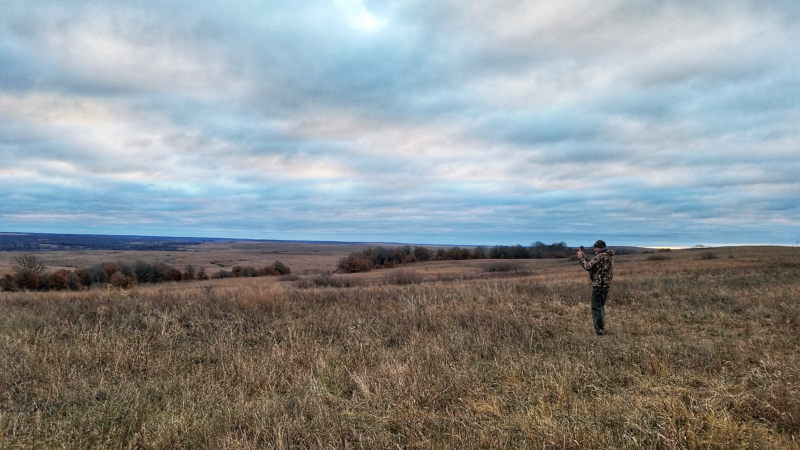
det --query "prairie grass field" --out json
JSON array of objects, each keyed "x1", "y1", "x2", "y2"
[
  {"x1": 2, "y1": 246, "x2": 799, "y2": 448},
  {"x1": 0, "y1": 240, "x2": 367, "y2": 278}
]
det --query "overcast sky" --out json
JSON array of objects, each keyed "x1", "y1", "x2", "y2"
[{"x1": 1, "y1": 0, "x2": 799, "y2": 246}]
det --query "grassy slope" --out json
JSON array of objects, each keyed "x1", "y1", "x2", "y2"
[{"x1": 1, "y1": 247, "x2": 799, "y2": 448}]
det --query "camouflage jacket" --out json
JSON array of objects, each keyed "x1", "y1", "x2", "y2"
[{"x1": 579, "y1": 248, "x2": 614, "y2": 287}]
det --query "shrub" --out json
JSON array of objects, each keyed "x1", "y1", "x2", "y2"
[
  {"x1": 152, "y1": 262, "x2": 173, "y2": 283},
  {"x1": 241, "y1": 266, "x2": 259, "y2": 277},
  {"x1": 259, "y1": 266, "x2": 279, "y2": 276},
  {"x1": 338, "y1": 254, "x2": 372, "y2": 273},
  {"x1": 197, "y1": 268, "x2": 209, "y2": 280},
  {"x1": 103, "y1": 263, "x2": 120, "y2": 278},
  {"x1": 14, "y1": 269, "x2": 40, "y2": 291},
  {"x1": 165, "y1": 267, "x2": 183, "y2": 282},
  {"x1": 699, "y1": 252, "x2": 717, "y2": 260},
  {"x1": 89, "y1": 263, "x2": 109, "y2": 285},
  {"x1": 108, "y1": 272, "x2": 136, "y2": 289},
  {"x1": 1, "y1": 274, "x2": 16, "y2": 291},
  {"x1": 46, "y1": 269, "x2": 72, "y2": 291},
  {"x1": 273, "y1": 261, "x2": 291, "y2": 275},
  {"x1": 134, "y1": 260, "x2": 157, "y2": 284},
  {"x1": 211, "y1": 270, "x2": 233, "y2": 279},
  {"x1": 184, "y1": 265, "x2": 196, "y2": 280},
  {"x1": 231, "y1": 266, "x2": 243, "y2": 277},
  {"x1": 118, "y1": 262, "x2": 136, "y2": 279},
  {"x1": 75, "y1": 267, "x2": 93, "y2": 287},
  {"x1": 65, "y1": 271, "x2": 83, "y2": 291}
]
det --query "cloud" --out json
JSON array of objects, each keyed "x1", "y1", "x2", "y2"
[{"x1": 1, "y1": 0, "x2": 799, "y2": 245}]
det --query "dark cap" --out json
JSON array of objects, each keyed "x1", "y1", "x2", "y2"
[{"x1": 593, "y1": 240, "x2": 606, "y2": 248}]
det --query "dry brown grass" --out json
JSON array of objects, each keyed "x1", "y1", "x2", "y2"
[
  {"x1": 1, "y1": 246, "x2": 799, "y2": 448},
  {"x1": 0, "y1": 241, "x2": 374, "y2": 278}
]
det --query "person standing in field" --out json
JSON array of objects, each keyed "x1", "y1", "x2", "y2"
[{"x1": 577, "y1": 240, "x2": 614, "y2": 335}]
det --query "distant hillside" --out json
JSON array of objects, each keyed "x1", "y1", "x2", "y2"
[
  {"x1": 0, "y1": 232, "x2": 657, "y2": 253},
  {"x1": 0, "y1": 232, "x2": 236, "y2": 252}
]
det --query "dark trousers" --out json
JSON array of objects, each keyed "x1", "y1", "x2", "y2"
[{"x1": 591, "y1": 287, "x2": 610, "y2": 335}]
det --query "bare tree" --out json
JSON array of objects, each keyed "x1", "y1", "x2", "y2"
[{"x1": 13, "y1": 254, "x2": 46, "y2": 274}]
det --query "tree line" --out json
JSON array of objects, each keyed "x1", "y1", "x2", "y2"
[
  {"x1": 1, "y1": 254, "x2": 291, "y2": 292},
  {"x1": 337, "y1": 242, "x2": 571, "y2": 273}
]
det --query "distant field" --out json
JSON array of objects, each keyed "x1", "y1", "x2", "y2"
[
  {"x1": 2, "y1": 246, "x2": 799, "y2": 448},
  {"x1": 0, "y1": 240, "x2": 378, "y2": 277}
]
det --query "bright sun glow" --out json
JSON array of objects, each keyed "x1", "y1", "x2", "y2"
[
  {"x1": 334, "y1": 0, "x2": 385, "y2": 32},
  {"x1": 362, "y1": 13, "x2": 376, "y2": 29}
]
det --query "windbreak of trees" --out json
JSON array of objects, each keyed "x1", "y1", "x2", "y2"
[
  {"x1": 209, "y1": 261, "x2": 291, "y2": 280},
  {"x1": 1, "y1": 255, "x2": 291, "y2": 292},
  {"x1": 338, "y1": 242, "x2": 571, "y2": 273}
]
